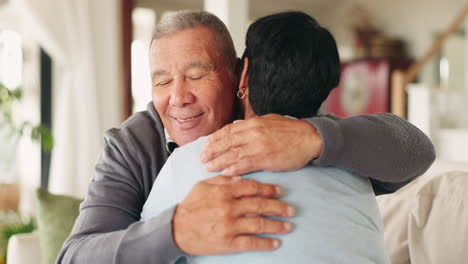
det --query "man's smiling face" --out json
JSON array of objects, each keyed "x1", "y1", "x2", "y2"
[{"x1": 149, "y1": 26, "x2": 237, "y2": 146}]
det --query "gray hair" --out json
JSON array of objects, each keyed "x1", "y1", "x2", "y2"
[{"x1": 152, "y1": 10, "x2": 237, "y2": 72}]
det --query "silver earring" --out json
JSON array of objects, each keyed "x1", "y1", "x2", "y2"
[{"x1": 237, "y1": 90, "x2": 246, "y2": 100}]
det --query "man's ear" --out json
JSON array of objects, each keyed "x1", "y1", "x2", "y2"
[{"x1": 239, "y1": 57, "x2": 249, "y2": 92}]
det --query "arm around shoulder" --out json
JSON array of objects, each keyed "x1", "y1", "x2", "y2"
[{"x1": 305, "y1": 113, "x2": 435, "y2": 190}]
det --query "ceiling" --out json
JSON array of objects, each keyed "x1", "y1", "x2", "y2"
[
  {"x1": 249, "y1": 0, "x2": 338, "y2": 19},
  {"x1": 136, "y1": 0, "x2": 340, "y2": 21}
]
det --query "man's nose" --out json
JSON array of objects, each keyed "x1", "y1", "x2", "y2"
[{"x1": 169, "y1": 80, "x2": 195, "y2": 107}]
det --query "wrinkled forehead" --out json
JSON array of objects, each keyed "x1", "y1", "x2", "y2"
[
  {"x1": 150, "y1": 26, "x2": 221, "y2": 56},
  {"x1": 149, "y1": 27, "x2": 227, "y2": 67}
]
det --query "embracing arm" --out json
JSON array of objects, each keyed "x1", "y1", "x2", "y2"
[
  {"x1": 307, "y1": 113, "x2": 436, "y2": 194},
  {"x1": 58, "y1": 205, "x2": 182, "y2": 263},
  {"x1": 57, "y1": 134, "x2": 184, "y2": 264},
  {"x1": 201, "y1": 113, "x2": 435, "y2": 195}
]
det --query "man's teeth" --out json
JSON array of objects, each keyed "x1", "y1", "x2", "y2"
[{"x1": 176, "y1": 116, "x2": 197, "y2": 122}]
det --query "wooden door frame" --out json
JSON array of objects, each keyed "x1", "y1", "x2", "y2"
[{"x1": 121, "y1": 0, "x2": 133, "y2": 120}]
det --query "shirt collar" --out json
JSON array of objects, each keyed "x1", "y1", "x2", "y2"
[{"x1": 164, "y1": 128, "x2": 179, "y2": 154}]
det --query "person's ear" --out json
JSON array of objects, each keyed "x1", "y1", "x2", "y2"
[{"x1": 239, "y1": 57, "x2": 249, "y2": 94}]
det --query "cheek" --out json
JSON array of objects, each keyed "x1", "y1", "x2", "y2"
[
  {"x1": 208, "y1": 79, "x2": 235, "y2": 113},
  {"x1": 211, "y1": 91, "x2": 235, "y2": 120},
  {"x1": 204, "y1": 84, "x2": 232, "y2": 110},
  {"x1": 152, "y1": 88, "x2": 169, "y2": 112}
]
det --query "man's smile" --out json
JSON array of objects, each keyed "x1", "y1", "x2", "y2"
[
  {"x1": 171, "y1": 112, "x2": 204, "y2": 122},
  {"x1": 170, "y1": 112, "x2": 205, "y2": 129}
]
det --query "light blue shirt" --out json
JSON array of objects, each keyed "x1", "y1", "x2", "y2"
[{"x1": 141, "y1": 136, "x2": 388, "y2": 264}]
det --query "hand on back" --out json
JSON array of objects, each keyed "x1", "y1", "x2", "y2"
[{"x1": 173, "y1": 175, "x2": 295, "y2": 255}]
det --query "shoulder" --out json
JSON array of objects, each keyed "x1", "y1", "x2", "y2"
[
  {"x1": 104, "y1": 103, "x2": 165, "y2": 150},
  {"x1": 97, "y1": 103, "x2": 169, "y2": 198},
  {"x1": 99, "y1": 103, "x2": 168, "y2": 176}
]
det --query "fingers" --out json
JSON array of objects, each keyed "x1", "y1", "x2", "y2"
[
  {"x1": 234, "y1": 217, "x2": 293, "y2": 235},
  {"x1": 200, "y1": 129, "x2": 251, "y2": 164},
  {"x1": 231, "y1": 235, "x2": 280, "y2": 252},
  {"x1": 232, "y1": 197, "x2": 295, "y2": 218},
  {"x1": 174, "y1": 170, "x2": 292, "y2": 255},
  {"x1": 207, "y1": 120, "x2": 257, "y2": 145},
  {"x1": 229, "y1": 179, "x2": 282, "y2": 199},
  {"x1": 203, "y1": 146, "x2": 244, "y2": 172},
  {"x1": 204, "y1": 145, "x2": 261, "y2": 173},
  {"x1": 202, "y1": 131, "x2": 267, "y2": 172},
  {"x1": 202, "y1": 114, "x2": 320, "y2": 177},
  {"x1": 201, "y1": 119, "x2": 265, "y2": 163}
]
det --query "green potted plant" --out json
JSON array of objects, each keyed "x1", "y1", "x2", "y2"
[{"x1": 0, "y1": 81, "x2": 53, "y2": 211}]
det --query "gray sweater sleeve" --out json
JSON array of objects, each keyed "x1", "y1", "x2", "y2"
[
  {"x1": 58, "y1": 205, "x2": 182, "y2": 263},
  {"x1": 57, "y1": 124, "x2": 185, "y2": 263},
  {"x1": 305, "y1": 113, "x2": 436, "y2": 194}
]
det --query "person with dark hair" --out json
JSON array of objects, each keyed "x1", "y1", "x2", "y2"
[
  {"x1": 141, "y1": 11, "x2": 388, "y2": 263},
  {"x1": 241, "y1": 11, "x2": 340, "y2": 118}
]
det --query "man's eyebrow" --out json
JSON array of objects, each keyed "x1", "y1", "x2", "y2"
[
  {"x1": 152, "y1": 70, "x2": 170, "y2": 79},
  {"x1": 183, "y1": 62, "x2": 214, "y2": 72}
]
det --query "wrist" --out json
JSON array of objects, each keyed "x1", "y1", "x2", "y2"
[
  {"x1": 172, "y1": 204, "x2": 190, "y2": 254},
  {"x1": 302, "y1": 120, "x2": 323, "y2": 161}
]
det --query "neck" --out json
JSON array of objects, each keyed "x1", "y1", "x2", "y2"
[{"x1": 243, "y1": 105, "x2": 256, "y2": 119}]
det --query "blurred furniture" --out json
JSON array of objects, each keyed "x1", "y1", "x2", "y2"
[{"x1": 377, "y1": 159, "x2": 468, "y2": 263}]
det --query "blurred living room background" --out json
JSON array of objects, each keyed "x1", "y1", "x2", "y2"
[{"x1": 0, "y1": 0, "x2": 467, "y2": 263}]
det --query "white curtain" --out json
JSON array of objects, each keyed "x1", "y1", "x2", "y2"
[{"x1": 11, "y1": 0, "x2": 121, "y2": 198}]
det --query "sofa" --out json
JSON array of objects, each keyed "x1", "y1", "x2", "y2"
[
  {"x1": 7, "y1": 159, "x2": 468, "y2": 264},
  {"x1": 377, "y1": 159, "x2": 468, "y2": 263}
]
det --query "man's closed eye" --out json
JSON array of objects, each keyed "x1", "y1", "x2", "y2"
[
  {"x1": 187, "y1": 75, "x2": 203, "y2": 81},
  {"x1": 156, "y1": 80, "x2": 173, "y2": 86}
]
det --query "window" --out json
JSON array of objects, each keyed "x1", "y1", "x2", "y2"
[
  {"x1": 0, "y1": 29, "x2": 22, "y2": 89},
  {"x1": 131, "y1": 7, "x2": 156, "y2": 113}
]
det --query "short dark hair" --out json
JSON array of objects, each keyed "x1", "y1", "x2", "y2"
[{"x1": 243, "y1": 11, "x2": 340, "y2": 118}]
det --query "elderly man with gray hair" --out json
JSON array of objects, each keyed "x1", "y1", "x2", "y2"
[{"x1": 58, "y1": 10, "x2": 434, "y2": 264}]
